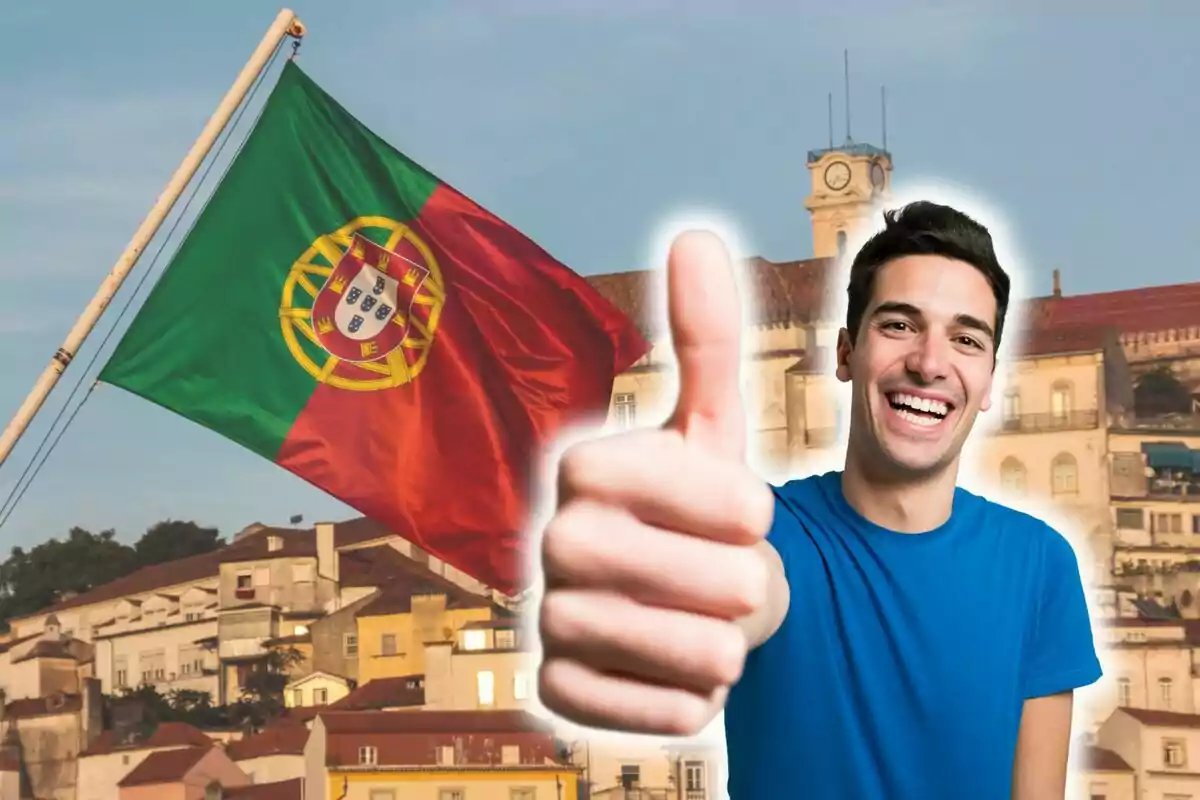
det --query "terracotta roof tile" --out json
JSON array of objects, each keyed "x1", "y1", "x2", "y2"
[
  {"x1": 226, "y1": 778, "x2": 304, "y2": 800},
  {"x1": 1028, "y1": 282, "x2": 1200, "y2": 334},
  {"x1": 11, "y1": 638, "x2": 92, "y2": 664},
  {"x1": 1012, "y1": 323, "x2": 1116, "y2": 359},
  {"x1": 318, "y1": 710, "x2": 562, "y2": 768},
  {"x1": 4, "y1": 692, "x2": 81, "y2": 719},
  {"x1": 320, "y1": 709, "x2": 552, "y2": 735},
  {"x1": 218, "y1": 530, "x2": 317, "y2": 564},
  {"x1": 116, "y1": 745, "x2": 211, "y2": 786},
  {"x1": 15, "y1": 520, "x2": 431, "y2": 622},
  {"x1": 225, "y1": 723, "x2": 310, "y2": 760},
  {"x1": 0, "y1": 632, "x2": 38, "y2": 654},
  {"x1": 585, "y1": 257, "x2": 837, "y2": 334},
  {"x1": 587, "y1": 261, "x2": 1200, "y2": 341},
  {"x1": 1120, "y1": 707, "x2": 1200, "y2": 728},
  {"x1": 81, "y1": 721, "x2": 212, "y2": 757},
  {"x1": 342, "y1": 550, "x2": 491, "y2": 612},
  {"x1": 1080, "y1": 746, "x2": 1132, "y2": 772},
  {"x1": 330, "y1": 675, "x2": 426, "y2": 711}
]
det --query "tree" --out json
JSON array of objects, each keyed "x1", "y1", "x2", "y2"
[
  {"x1": 109, "y1": 684, "x2": 230, "y2": 730},
  {"x1": 229, "y1": 646, "x2": 306, "y2": 733},
  {"x1": 0, "y1": 519, "x2": 223, "y2": 631},
  {"x1": 0, "y1": 528, "x2": 136, "y2": 626},
  {"x1": 134, "y1": 520, "x2": 224, "y2": 567},
  {"x1": 1135, "y1": 365, "x2": 1193, "y2": 417}
]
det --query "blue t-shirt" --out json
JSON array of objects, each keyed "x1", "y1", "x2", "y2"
[{"x1": 723, "y1": 470, "x2": 1102, "y2": 799}]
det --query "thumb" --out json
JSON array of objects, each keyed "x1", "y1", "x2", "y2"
[{"x1": 664, "y1": 229, "x2": 747, "y2": 461}]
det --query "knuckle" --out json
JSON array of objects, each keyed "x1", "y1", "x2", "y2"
[
  {"x1": 728, "y1": 474, "x2": 774, "y2": 540},
  {"x1": 708, "y1": 623, "x2": 749, "y2": 685},
  {"x1": 557, "y1": 440, "x2": 604, "y2": 495},
  {"x1": 731, "y1": 546, "x2": 770, "y2": 612},
  {"x1": 664, "y1": 694, "x2": 713, "y2": 737},
  {"x1": 538, "y1": 591, "x2": 590, "y2": 646},
  {"x1": 539, "y1": 501, "x2": 598, "y2": 576}
]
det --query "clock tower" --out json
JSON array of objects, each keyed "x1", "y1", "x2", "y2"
[{"x1": 804, "y1": 141, "x2": 893, "y2": 260}]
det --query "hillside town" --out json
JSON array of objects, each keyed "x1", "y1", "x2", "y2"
[{"x1": 3, "y1": 139, "x2": 1200, "y2": 800}]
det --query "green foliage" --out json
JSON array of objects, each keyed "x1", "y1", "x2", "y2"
[
  {"x1": 110, "y1": 684, "x2": 231, "y2": 730},
  {"x1": 229, "y1": 646, "x2": 306, "y2": 734},
  {"x1": 1135, "y1": 364, "x2": 1194, "y2": 417},
  {"x1": 0, "y1": 520, "x2": 224, "y2": 630}
]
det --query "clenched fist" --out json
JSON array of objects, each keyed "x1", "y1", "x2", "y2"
[{"x1": 537, "y1": 230, "x2": 790, "y2": 736}]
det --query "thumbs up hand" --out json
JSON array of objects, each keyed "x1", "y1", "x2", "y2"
[{"x1": 537, "y1": 231, "x2": 785, "y2": 736}]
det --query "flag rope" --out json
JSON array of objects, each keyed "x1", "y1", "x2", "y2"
[{"x1": 0, "y1": 37, "x2": 291, "y2": 533}]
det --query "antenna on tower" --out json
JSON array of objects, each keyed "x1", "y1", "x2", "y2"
[
  {"x1": 843, "y1": 48, "x2": 852, "y2": 144},
  {"x1": 881, "y1": 85, "x2": 888, "y2": 151},
  {"x1": 827, "y1": 92, "x2": 834, "y2": 148}
]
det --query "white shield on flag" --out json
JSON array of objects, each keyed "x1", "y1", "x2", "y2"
[{"x1": 334, "y1": 264, "x2": 400, "y2": 341}]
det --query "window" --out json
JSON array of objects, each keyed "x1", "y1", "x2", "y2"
[
  {"x1": 314, "y1": 688, "x2": 328, "y2": 705},
  {"x1": 1050, "y1": 381, "x2": 1073, "y2": 423},
  {"x1": 462, "y1": 629, "x2": 487, "y2": 651},
  {"x1": 1051, "y1": 453, "x2": 1078, "y2": 496},
  {"x1": 344, "y1": 633, "x2": 358, "y2": 657},
  {"x1": 836, "y1": 230, "x2": 847, "y2": 259},
  {"x1": 495, "y1": 628, "x2": 516, "y2": 649},
  {"x1": 292, "y1": 563, "x2": 314, "y2": 582},
  {"x1": 513, "y1": 671, "x2": 530, "y2": 701},
  {"x1": 511, "y1": 788, "x2": 536, "y2": 800},
  {"x1": 1160, "y1": 677, "x2": 1174, "y2": 709},
  {"x1": 614, "y1": 393, "x2": 637, "y2": 428},
  {"x1": 236, "y1": 573, "x2": 252, "y2": 589},
  {"x1": 684, "y1": 760, "x2": 706, "y2": 791},
  {"x1": 620, "y1": 765, "x2": 640, "y2": 789},
  {"x1": 1115, "y1": 508, "x2": 1145, "y2": 530},
  {"x1": 1155, "y1": 513, "x2": 1183, "y2": 535},
  {"x1": 368, "y1": 791, "x2": 396, "y2": 800},
  {"x1": 501, "y1": 744, "x2": 520, "y2": 764},
  {"x1": 381, "y1": 633, "x2": 397, "y2": 656},
  {"x1": 999, "y1": 457, "x2": 1027, "y2": 494},
  {"x1": 1002, "y1": 389, "x2": 1020, "y2": 424},
  {"x1": 358, "y1": 745, "x2": 378, "y2": 765},
  {"x1": 1163, "y1": 737, "x2": 1186, "y2": 767},
  {"x1": 438, "y1": 745, "x2": 454, "y2": 765},
  {"x1": 292, "y1": 689, "x2": 303, "y2": 706},
  {"x1": 438, "y1": 791, "x2": 464, "y2": 800},
  {"x1": 1117, "y1": 677, "x2": 1130, "y2": 707},
  {"x1": 477, "y1": 670, "x2": 495, "y2": 707}
]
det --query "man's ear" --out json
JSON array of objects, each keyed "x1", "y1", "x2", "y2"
[{"x1": 835, "y1": 328, "x2": 853, "y2": 383}]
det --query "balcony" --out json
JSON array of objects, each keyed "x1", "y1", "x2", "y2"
[{"x1": 995, "y1": 410, "x2": 1099, "y2": 434}]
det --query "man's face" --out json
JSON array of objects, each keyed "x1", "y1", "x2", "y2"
[{"x1": 835, "y1": 254, "x2": 998, "y2": 478}]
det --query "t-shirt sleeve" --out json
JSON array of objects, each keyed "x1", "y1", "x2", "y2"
[{"x1": 1021, "y1": 526, "x2": 1104, "y2": 699}]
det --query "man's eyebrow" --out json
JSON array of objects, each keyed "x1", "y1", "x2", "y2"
[{"x1": 870, "y1": 302, "x2": 995, "y2": 341}]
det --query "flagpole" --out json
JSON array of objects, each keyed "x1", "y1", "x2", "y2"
[{"x1": 0, "y1": 8, "x2": 306, "y2": 470}]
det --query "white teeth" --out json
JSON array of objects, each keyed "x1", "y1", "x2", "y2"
[
  {"x1": 887, "y1": 392, "x2": 950, "y2": 419},
  {"x1": 896, "y1": 408, "x2": 941, "y2": 427}
]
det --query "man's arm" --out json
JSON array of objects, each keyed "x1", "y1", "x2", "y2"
[
  {"x1": 737, "y1": 539, "x2": 790, "y2": 649},
  {"x1": 1010, "y1": 691, "x2": 1074, "y2": 800}
]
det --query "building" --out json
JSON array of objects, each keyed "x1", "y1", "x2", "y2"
[{"x1": 302, "y1": 710, "x2": 580, "y2": 800}]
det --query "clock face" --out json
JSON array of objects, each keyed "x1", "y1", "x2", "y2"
[
  {"x1": 870, "y1": 162, "x2": 886, "y2": 190},
  {"x1": 824, "y1": 161, "x2": 851, "y2": 191}
]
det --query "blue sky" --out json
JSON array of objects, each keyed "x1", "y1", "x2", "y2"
[{"x1": 0, "y1": 2, "x2": 1195, "y2": 552}]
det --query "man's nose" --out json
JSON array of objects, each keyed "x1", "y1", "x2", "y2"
[{"x1": 905, "y1": 334, "x2": 951, "y2": 384}]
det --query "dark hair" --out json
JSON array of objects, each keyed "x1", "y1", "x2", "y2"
[{"x1": 844, "y1": 200, "x2": 1011, "y2": 354}]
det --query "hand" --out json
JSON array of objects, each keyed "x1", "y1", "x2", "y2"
[{"x1": 536, "y1": 230, "x2": 776, "y2": 736}]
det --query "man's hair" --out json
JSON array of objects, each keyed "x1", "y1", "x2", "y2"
[{"x1": 844, "y1": 200, "x2": 1011, "y2": 353}]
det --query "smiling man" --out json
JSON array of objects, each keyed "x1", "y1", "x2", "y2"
[{"x1": 537, "y1": 201, "x2": 1102, "y2": 799}]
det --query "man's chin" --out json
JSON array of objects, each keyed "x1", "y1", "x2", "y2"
[{"x1": 874, "y1": 438, "x2": 958, "y2": 479}]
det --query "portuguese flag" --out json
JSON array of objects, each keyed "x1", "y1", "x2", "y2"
[{"x1": 98, "y1": 60, "x2": 648, "y2": 596}]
